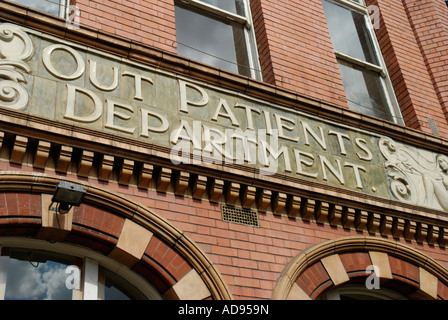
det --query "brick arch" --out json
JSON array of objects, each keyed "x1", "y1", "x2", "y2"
[
  {"x1": 273, "y1": 236, "x2": 448, "y2": 300},
  {"x1": 0, "y1": 172, "x2": 232, "y2": 300}
]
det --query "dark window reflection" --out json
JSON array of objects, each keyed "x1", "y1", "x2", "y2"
[
  {"x1": 9, "y1": 0, "x2": 64, "y2": 17},
  {"x1": 4, "y1": 249, "x2": 79, "y2": 300},
  {"x1": 175, "y1": 4, "x2": 251, "y2": 77},
  {"x1": 200, "y1": 0, "x2": 245, "y2": 15},
  {"x1": 1, "y1": 248, "x2": 149, "y2": 300},
  {"x1": 322, "y1": 0, "x2": 379, "y2": 65},
  {"x1": 103, "y1": 269, "x2": 146, "y2": 300},
  {"x1": 338, "y1": 60, "x2": 393, "y2": 121}
]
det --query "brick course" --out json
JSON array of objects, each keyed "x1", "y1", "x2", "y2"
[
  {"x1": 368, "y1": 0, "x2": 447, "y2": 137},
  {"x1": 75, "y1": 0, "x2": 177, "y2": 53},
  {"x1": 402, "y1": 0, "x2": 448, "y2": 135},
  {"x1": 251, "y1": 0, "x2": 349, "y2": 107}
]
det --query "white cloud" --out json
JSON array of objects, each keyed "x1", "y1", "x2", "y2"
[{"x1": 5, "y1": 259, "x2": 72, "y2": 300}]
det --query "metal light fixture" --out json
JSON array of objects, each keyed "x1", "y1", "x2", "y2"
[{"x1": 51, "y1": 181, "x2": 86, "y2": 214}]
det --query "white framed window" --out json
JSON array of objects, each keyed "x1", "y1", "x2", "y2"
[
  {"x1": 174, "y1": 0, "x2": 262, "y2": 80},
  {"x1": 322, "y1": 0, "x2": 404, "y2": 124},
  {"x1": 8, "y1": 0, "x2": 69, "y2": 18},
  {"x1": 0, "y1": 239, "x2": 161, "y2": 300}
]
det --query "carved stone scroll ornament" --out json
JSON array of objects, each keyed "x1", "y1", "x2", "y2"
[
  {"x1": 0, "y1": 23, "x2": 34, "y2": 110},
  {"x1": 379, "y1": 137, "x2": 448, "y2": 211}
]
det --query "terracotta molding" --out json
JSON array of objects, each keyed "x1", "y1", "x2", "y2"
[
  {"x1": 0, "y1": 128, "x2": 448, "y2": 248},
  {"x1": 0, "y1": 0, "x2": 447, "y2": 154}
]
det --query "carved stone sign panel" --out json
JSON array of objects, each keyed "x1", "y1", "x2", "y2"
[{"x1": 0, "y1": 23, "x2": 447, "y2": 212}]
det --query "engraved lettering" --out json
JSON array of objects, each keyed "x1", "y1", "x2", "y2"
[
  {"x1": 140, "y1": 109, "x2": 169, "y2": 137},
  {"x1": 65, "y1": 84, "x2": 102, "y2": 123},
  {"x1": 329, "y1": 130, "x2": 351, "y2": 155},
  {"x1": 122, "y1": 71, "x2": 153, "y2": 101},
  {"x1": 170, "y1": 119, "x2": 202, "y2": 150},
  {"x1": 178, "y1": 79, "x2": 208, "y2": 113},
  {"x1": 234, "y1": 103, "x2": 261, "y2": 131},
  {"x1": 226, "y1": 129, "x2": 257, "y2": 164},
  {"x1": 203, "y1": 125, "x2": 234, "y2": 163},
  {"x1": 294, "y1": 149, "x2": 318, "y2": 178},
  {"x1": 263, "y1": 111, "x2": 273, "y2": 136},
  {"x1": 89, "y1": 59, "x2": 119, "y2": 91},
  {"x1": 105, "y1": 99, "x2": 135, "y2": 134},
  {"x1": 259, "y1": 134, "x2": 291, "y2": 173},
  {"x1": 43, "y1": 44, "x2": 85, "y2": 80},
  {"x1": 274, "y1": 113, "x2": 299, "y2": 142},
  {"x1": 355, "y1": 137, "x2": 373, "y2": 161},
  {"x1": 302, "y1": 121, "x2": 327, "y2": 150},
  {"x1": 344, "y1": 162, "x2": 367, "y2": 189},
  {"x1": 319, "y1": 155, "x2": 344, "y2": 185},
  {"x1": 211, "y1": 98, "x2": 240, "y2": 127}
]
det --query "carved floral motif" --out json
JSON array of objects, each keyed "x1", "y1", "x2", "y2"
[
  {"x1": 0, "y1": 23, "x2": 34, "y2": 110},
  {"x1": 380, "y1": 137, "x2": 448, "y2": 211}
]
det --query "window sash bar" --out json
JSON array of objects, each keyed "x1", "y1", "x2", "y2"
[
  {"x1": 59, "y1": 0, "x2": 68, "y2": 18},
  {"x1": 83, "y1": 257, "x2": 99, "y2": 300},
  {"x1": 329, "y1": 0, "x2": 368, "y2": 14},
  {"x1": 335, "y1": 51, "x2": 385, "y2": 76},
  {"x1": 0, "y1": 248, "x2": 8, "y2": 300},
  {"x1": 178, "y1": 0, "x2": 250, "y2": 28}
]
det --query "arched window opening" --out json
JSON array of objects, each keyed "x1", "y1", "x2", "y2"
[
  {"x1": 319, "y1": 284, "x2": 408, "y2": 300},
  {"x1": 0, "y1": 238, "x2": 162, "y2": 300},
  {"x1": 272, "y1": 236, "x2": 448, "y2": 300}
]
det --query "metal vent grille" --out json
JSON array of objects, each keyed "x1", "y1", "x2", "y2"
[
  {"x1": 222, "y1": 205, "x2": 259, "y2": 227},
  {"x1": 428, "y1": 118, "x2": 440, "y2": 136}
]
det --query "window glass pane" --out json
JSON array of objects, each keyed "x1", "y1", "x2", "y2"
[
  {"x1": 199, "y1": 0, "x2": 245, "y2": 16},
  {"x1": 175, "y1": 5, "x2": 251, "y2": 77},
  {"x1": 9, "y1": 0, "x2": 64, "y2": 17},
  {"x1": 4, "y1": 249, "x2": 79, "y2": 300},
  {"x1": 338, "y1": 60, "x2": 394, "y2": 122},
  {"x1": 104, "y1": 269, "x2": 146, "y2": 300},
  {"x1": 322, "y1": 0, "x2": 379, "y2": 65},
  {"x1": 321, "y1": 284, "x2": 408, "y2": 300}
]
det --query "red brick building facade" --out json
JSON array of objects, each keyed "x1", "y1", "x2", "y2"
[{"x1": 0, "y1": 0, "x2": 448, "y2": 301}]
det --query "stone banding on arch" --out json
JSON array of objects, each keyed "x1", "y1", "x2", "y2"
[
  {"x1": 0, "y1": 171, "x2": 232, "y2": 300},
  {"x1": 272, "y1": 236, "x2": 448, "y2": 300}
]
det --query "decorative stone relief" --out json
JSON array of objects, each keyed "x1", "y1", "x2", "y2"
[
  {"x1": 0, "y1": 23, "x2": 33, "y2": 110},
  {"x1": 380, "y1": 137, "x2": 448, "y2": 211},
  {"x1": 1, "y1": 22, "x2": 447, "y2": 215}
]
